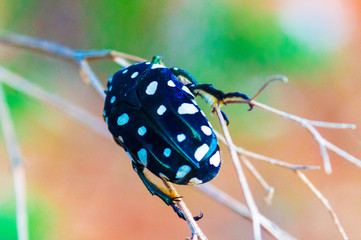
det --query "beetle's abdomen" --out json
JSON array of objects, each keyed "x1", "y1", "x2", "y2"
[{"x1": 104, "y1": 62, "x2": 221, "y2": 185}]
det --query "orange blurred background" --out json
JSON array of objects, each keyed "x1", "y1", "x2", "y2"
[{"x1": 0, "y1": 0, "x2": 361, "y2": 239}]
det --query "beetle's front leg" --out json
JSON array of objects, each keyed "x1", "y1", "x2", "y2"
[
  {"x1": 189, "y1": 84, "x2": 252, "y2": 109},
  {"x1": 170, "y1": 67, "x2": 199, "y2": 85}
]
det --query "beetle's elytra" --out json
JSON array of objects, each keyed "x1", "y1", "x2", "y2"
[
  {"x1": 103, "y1": 56, "x2": 251, "y2": 220},
  {"x1": 104, "y1": 59, "x2": 221, "y2": 185}
]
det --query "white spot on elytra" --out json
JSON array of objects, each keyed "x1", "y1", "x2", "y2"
[
  {"x1": 103, "y1": 110, "x2": 106, "y2": 116},
  {"x1": 151, "y1": 64, "x2": 166, "y2": 69},
  {"x1": 188, "y1": 177, "x2": 203, "y2": 185},
  {"x1": 145, "y1": 62, "x2": 151, "y2": 65},
  {"x1": 200, "y1": 110, "x2": 206, "y2": 117},
  {"x1": 177, "y1": 134, "x2": 186, "y2": 142},
  {"x1": 146, "y1": 81, "x2": 158, "y2": 95},
  {"x1": 109, "y1": 76, "x2": 113, "y2": 83},
  {"x1": 110, "y1": 96, "x2": 116, "y2": 104},
  {"x1": 118, "y1": 136, "x2": 124, "y2": 144},
  {"x1": 191, "y1": 99, "x2": 198, "y2": 106},
  {"x1": 194, "y1": 144, "x2": 209, "y2": 161},
  {"x1": 173, "y1": 67, "x2": 179, "y2": 70},
  {"x1": 175, "y1": 165, "x2": 191, "y2": 179},
  {"x1": 117, "y1": 113, "x2": 129, "y2": 126},
  {"x1": 209, "y1": 151, "x2": 221, "y2": 167},
  {"x1": 167, "y1": 80, "x2": 176, "y2": 87},
  {"x1": 122, "y1": 69, "x2": 128, "y2": 74},
  {"x1": 201, "y1": 126, "x2": 212, "y2": 136},
  {"x1": 131, "y1": 72, "x2": 139, "y2": 78},
  {"x1": 109, "y1": 85, "x2": 113, "y2": 91},
  {"x1": 163, "y1": 148, "x2": 171, "y2": 157},
  {"x1": 182, "y1": 86, "x2": 194, "y2": 97},
  {"x1": 138, "y1": 126, "x2": 147, "y2": 136},
  {"x1": 178, "y1": 103, "x2": 199, "y2": 115},
  {"x1": 137, "y1": 148, "x2": 147, "y2": 166},
  {"x1": 157, "y1": 105, "x2": 167, "y2": 115}
]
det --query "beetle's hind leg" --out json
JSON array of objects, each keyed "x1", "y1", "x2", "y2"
[
  {"x1": 132, "y1": 162, "x2": 175, "y2": 205},
  {"x1": 132, "y1": 162, "x2": 203, "y2": 221}
]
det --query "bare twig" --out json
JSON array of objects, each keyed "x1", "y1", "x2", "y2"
[
  {"x1": 0, "y1": 83, "x2": 29, "y2": 240},
  {"x1": 215, "y1": 130, "x2": 320, "y2": 170},
  {"x1": 0, "y1": 31, "x2": 145, "y2": 63},
  {"x1": 250, "y1": 100, "x2": 359, "y2": 173},
  {"x1": 241, "y1": 156, "x2": 274, "y2": 204},
  {"x1": 197, "y1": 184, "x2": 296, "y2": 240},
  {"x1": 165, "y1": 182, "x2": 208, "y2": 240},
  {"x1": 0, "y1": 66, "x2": 109, "y2": 138},
  {"x1": 296, "y1": 171, "x2": 348, "y2": 240},
  {"x1": 215, "y1": 107, "x2": 262, "y2": 240}
]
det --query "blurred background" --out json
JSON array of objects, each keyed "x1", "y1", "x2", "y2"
[{"x1": 0, "y1": 0, "x2": 360, "y2": 239}]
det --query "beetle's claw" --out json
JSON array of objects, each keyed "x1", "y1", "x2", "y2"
[
  {"x1": 223, "y1": 92, "x2": 253, "y2": 111},
  {"x1": 247, "y1": 103, "x2": 253, "y2": 111},
  {"x1": 221, "y1": 110, "x2": 230, "y2": 125},
  {"x1": 193, "y1": 211, "x2": 203, "y2": 221},
  {"x1": 171, "y1": 202, "x2": 204, "y2": 221}
]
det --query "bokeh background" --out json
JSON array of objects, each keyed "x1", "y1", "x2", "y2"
[{"x1": 0, "y1": 0, "x2": 361, "y2": 239}]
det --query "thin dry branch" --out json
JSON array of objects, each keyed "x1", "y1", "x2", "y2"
[
  {"x1": 0, "y1": 66, "x2": 109, "y2": 138},
  {"x1": 165, "y1": 183, "x2": 208, "y2": 240},
  {"x1": 251, "y1": 100, "x2": 359, "y2": 173},
  {"x1": 241, "y1": 155, "x2": 274, "y2": 204},
  {"x1": 215, "y1": 107, "x2": 262, "y2": 240},
  {"x1": 214, "y1": 130, "x2": 320, "y2": 171},
  {"x1": 197, "y1": 184, "x2": 296, "y2": 240},
  {"x1": 296, "y1": 171, "x2": 348, "y2": 240},
  {"x1": 215, "y1": 121, "x2": 349, "y2": 239},
  {"x1": 0, "y1": 83, "x2": 29, "y2": 240}
]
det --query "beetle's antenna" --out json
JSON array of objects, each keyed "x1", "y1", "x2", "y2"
[{"x1": 251, "y1": 75, "x2": 288, "y2": 101}]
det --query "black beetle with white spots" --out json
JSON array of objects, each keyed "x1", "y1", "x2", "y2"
[{"x1": 103, "y1": 56, "x2": 251, "y2": 221}]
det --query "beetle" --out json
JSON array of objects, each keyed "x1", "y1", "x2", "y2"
[{"x1": 103, "y1": 56, "x2": 251, "y2": 220}]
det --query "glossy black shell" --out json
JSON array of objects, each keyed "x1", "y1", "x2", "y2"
[{"x1": 104, "y1": 61, "x2": 221, "y2": 185}]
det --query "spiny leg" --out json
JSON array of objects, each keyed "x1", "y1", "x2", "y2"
[
  {"x1": 169, "y1": 67, "x2": 253, "y2": 124},
  {"x1": 132, "y1": 162, "x2": 203, "y2": 221}
]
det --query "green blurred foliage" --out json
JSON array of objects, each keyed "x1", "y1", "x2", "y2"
[
  {"x1": 0, "y1": 0, "x2": 338, "y2": 143},
  {"x1": 0, "y1": 196, "x2": 55, "y2": 240},
  {"x1": 2, "y1": 0, "x2": 331, "y2": 83}
]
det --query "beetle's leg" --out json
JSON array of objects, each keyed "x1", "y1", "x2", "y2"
[
  {"x1": 189, "y1": 84, "x2": 252, "y2": 109},
  {"x1": 170, "y1": 67, "x2": 199, "y2": 85},
  {"x1": 132, "y1": 161, "x2": 176, "y2": 205},
  {"x1": 220, "y1": 110, "x2": 230, "y2": 126},
  {"x1": 170, "y1": 67, "x2": 251, "y2": 108},
  {"x1": 132, "y1": 162, "x2": 203, "y2": 221},
  {"x1": 170, "y1": 202, "x2": 204, "y2": 221}
]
